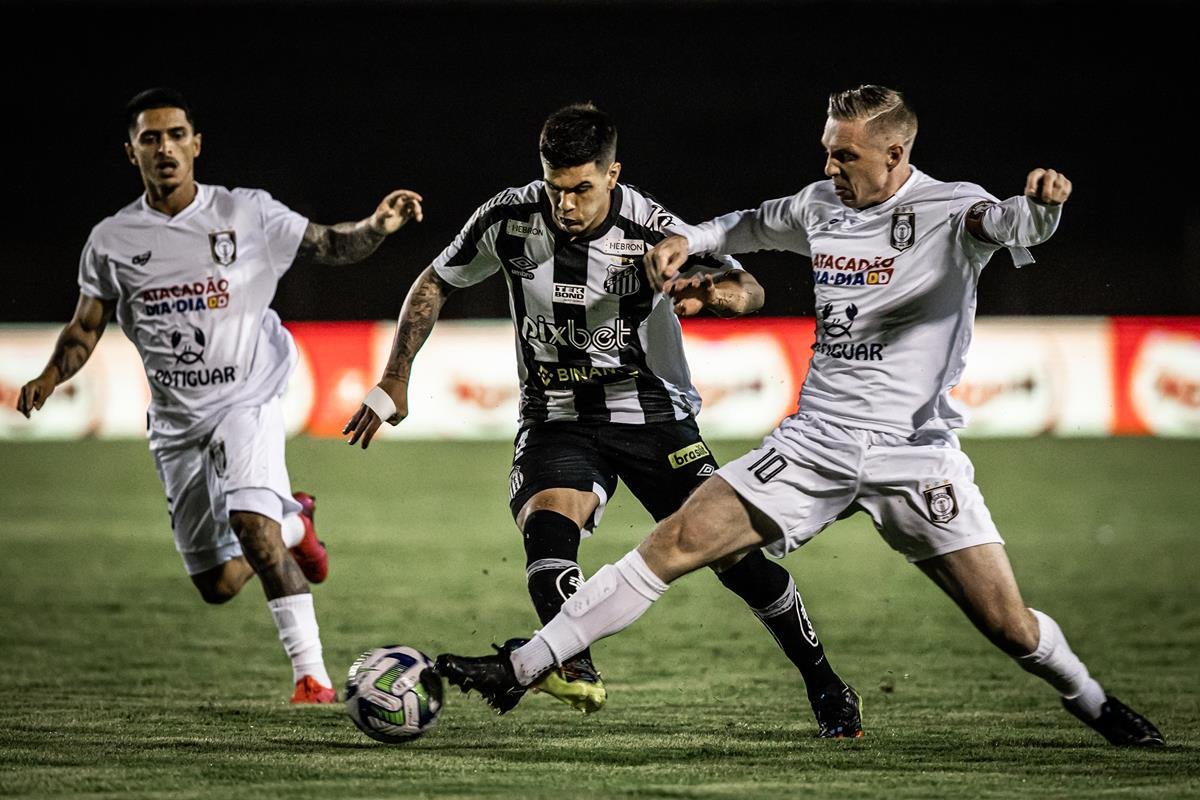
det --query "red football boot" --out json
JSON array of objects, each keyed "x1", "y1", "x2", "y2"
[
  {"x1": 290, "y1": 674, "x2": 337, "y2": 704},
  {"x1": 289, "y1": 492, "x2": 328, "y2": 584}
]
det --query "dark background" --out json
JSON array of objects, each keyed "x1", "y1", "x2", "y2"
[{"x1": 5, "y1": 0, "x2": 1197, "y2": 322}]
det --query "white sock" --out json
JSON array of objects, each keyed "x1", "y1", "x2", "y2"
[
  {"x1": 1017, "y1": 608, "x2": 1105, "y2": 719},
  {"x1": 510, "y1": 550, "x2": 668, "y2": 685},
  {"x1": 268, "y1": 593, "x2": 331, "y2": 687},
  {"x1": 280, "y1": 514, "x2": 306, "y2": 548}
]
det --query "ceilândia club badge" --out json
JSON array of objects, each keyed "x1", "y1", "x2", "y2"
[
  {"x1": 923, "y1": 482, "x2": 958, "y2": 523},
  {"x1": 890, "y1": 206, "x2": 915, "y2": 251},
  {"x1": 209, "y1": 230, "x2": 237, "y2": 266}
]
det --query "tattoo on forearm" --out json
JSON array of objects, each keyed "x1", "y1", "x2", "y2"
[
  {"x1": 49, "y1": 329, "x2": 99, "y2": 383},
  {"x1": 299, "y1": 221, "x2": 387, "y2": 266},
  {"x1": 384, "y1": 269, "x2": 453, "y2": 379}
]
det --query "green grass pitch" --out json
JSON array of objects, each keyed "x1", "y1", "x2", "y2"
[{"x1": 2, "y1": 437, "x2": 1198, "y2": 799}]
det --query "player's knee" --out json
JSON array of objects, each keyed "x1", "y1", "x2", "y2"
[
  {"x1": 192, "y1": 575, "x2": 239, "y2": 604},
  {"x1": 230, "y1": 512, "x2": 286, "y2": 569}
]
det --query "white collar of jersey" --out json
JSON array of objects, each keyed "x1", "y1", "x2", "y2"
[
  {"x1": 845, "y1": 166, "x2": 926, "y2": 219},
  {"x1": 138, "y1": 182, "x2": 207, "y2": 223}
]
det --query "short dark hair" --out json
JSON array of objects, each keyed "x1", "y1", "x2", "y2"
[
  {"x1": 539, "y1": 103, "x2": 617, "y2": 169},
  {"x1": 125, "y1": 87, "x2": 195, "y2": 137}
]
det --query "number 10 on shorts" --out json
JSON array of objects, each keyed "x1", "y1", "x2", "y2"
[{"x1": 749, "y1": 447, "x2": 787, "y2": 483}]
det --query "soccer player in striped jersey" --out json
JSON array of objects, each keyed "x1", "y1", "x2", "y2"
[
  {"x1": 345, "y1": 104, "x2": 860, "y2": 735},
  {"x1": 433, "y1": 87, "x2": 1164, "y2": 747},
  {"x1": 16, "y1": 88, "x2": 424, "y2": 704}
]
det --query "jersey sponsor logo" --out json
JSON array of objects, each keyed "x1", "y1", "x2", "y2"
[
  {"x1": 890, "y1": 206, "x2": 915, "y2": 251},
  {"x1": 153, "y1": 365, "x2": 237, "y2": 388},
  {"x1": 811, "y1": 341, "x2": 885, "y2": 361},
  {"x1": 535, "y1": 363, "x2": 638, "y2": 388},
  {"x1": 819, "y1": 303, "x2": 858, "y2": 339},
  {"x1": 603, "y1": 264, "x2": 641, "y2": 296},
  {"x1": 508, "y1": 465, "x2": 524, "y2": 499},
  {"x1": 811, "y1": 253, "x2": 896, "y2": 272},
  {"x1": 600, "y1": 238, "x2": 646, "y2": 257},
  {"x1": 209, "y1": 230, "x2": 237, "y2": 266},
  {"x1": 132, "y1": 250, "x2": 152, "y2": 266},
  {"x1": 506, "y1": 255, "x2": 540, "y2": 280},
  {"x1": 668, "y1": 441, "x2": 710, "y2": 469},
  {"x1": 815, "y1": 268, "x2": 894, "y2": 286},
  {"x1": 922, "y1": 482, "x2": 959, "y2": 523},
  {"x1": 141, "y1": 277, "x2": 231, "y2": 316},
  {"x1": 505, "y1": 219, "x2": 545, "y2": 238},
  {"x1": 521, "y1": 315, "x2": 634, "y2": 351},
  {"x1": 553, "y1": 283, "x2": 586, "y2": 306},
  {"x1": 170, "y1": 326, "x2": 207, "y2": 364}
]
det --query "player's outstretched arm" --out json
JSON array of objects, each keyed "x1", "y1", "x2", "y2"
[
  {"x1": 663, "y1": 270, "x2": 765, "y2": 318},
  {"x1": 343, "y1": 265, "x2": 455, "y2": 449},
  {"x1": 298, "y1": 189, "x2": 424, "y2": 266},
  {"x1": 965, "y1": 168, "x2": 1071, "y2": 248},
  {"x1": 16, "y1": 294, "x2": 114, "y2": 418}
]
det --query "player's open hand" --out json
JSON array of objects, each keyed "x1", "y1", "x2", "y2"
[
  {"x1": 1025, "y1": 169, "x2": 1072, "y2": 206},
  {"x1": 644, "y1": 234, "x2": 691, "y2": 292},
  {"x1": 16, "y1": 370, "x2": 58, "y2": 419},
  {"x1": 663, "y1": 273, "x2": 716, "y2": 317},
  {"x1": 343, "y1": 376, "x2": 409, "y2": 449},
  {"x1": 371, "y1": 189, "x2": 425, "y2": 235}
]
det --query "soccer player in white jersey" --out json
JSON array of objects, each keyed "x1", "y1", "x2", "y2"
[
  {"x1": 434, "y1": 86, "x2": 1164, "y2": 746},
  {"x1": 15, "y1": 88, "x2": 424, "y2": 704},
  {"x1": 344, "y1": 104, "x2": 862, "y2": 736}
]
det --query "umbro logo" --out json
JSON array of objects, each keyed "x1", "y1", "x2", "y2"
[
  {"x1": 697, "y1": 464, "x2": 715, "y2": 477},
  {"x1": 132, "y1": 251, "x2": 152, "y2": 265},
  {"x1": 506, "y1": 256, "x2": 539, "y2": 280}
]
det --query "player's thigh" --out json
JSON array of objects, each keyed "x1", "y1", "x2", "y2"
[
  {"x1": 607, "y1": 418, "x2": 718, "y2": 522},
  {"x1": 204, "y1": 398, "x2": 300, "y2": 526},
  {"x1": 715, "y1": 414, "x2": 862, "y2": 559},
  {"x1": 152, "y1": 444, "x2": 243, "y2": 576},
  {"x1": 508, "y1": 423, "x2": 616, "y2": 531},
  {"x1": 857, "y1": 437, "x2": 1004, "y2": 564}
]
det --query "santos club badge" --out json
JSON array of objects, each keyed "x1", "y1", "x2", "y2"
[
  {"x1": 209, "y1": 230, "x2": 238, "y2": 266},
  {"x1": 890, "y1": 207, "x2": 915, "y2": 252}
]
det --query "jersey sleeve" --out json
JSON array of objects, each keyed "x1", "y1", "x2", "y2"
[
  {"x1": 242, "y1": 189, "x2": 310, "y2": 279},
  {"x1": 431, "y1": 190, "x2": 510, "y2": 288},
  {"x1": 678, "y1": 189, "x2": 812, "y2": 258},
  {"x1": 653, "y1": 204, "x2": 742, "y2": 276},
  {"x1": 951, "y1": 182, "x2": 1060, "y2": 267},
  {"x1": 77, "y1": 238, "x2": 118, "y2": 301}
]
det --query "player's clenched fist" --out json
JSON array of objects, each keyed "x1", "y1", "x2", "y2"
[
  {"x1": 644, "y1": 234, "x2": 691, "y2": 292},
  {"x1": 371, "y1": 189, "x2": 425, "y2": 235},
  {"x1": 16, "y1": 370, "x2": 58, "y2": 418},
  {"x1": 1025, "y1": 169, "x2": 1072, "y2": 206}
]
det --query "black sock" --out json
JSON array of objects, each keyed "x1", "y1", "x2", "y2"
[
  {"x1": 522, "y1": 510, "x2": 591, "y2": 663},
  {"x1": 716, "y1": 549, "x2": 840, "y2": 701}
]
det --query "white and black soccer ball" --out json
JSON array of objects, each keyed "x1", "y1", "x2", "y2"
[{"x1": 345, "y1": 645, "x2": 444, "y2": 743}]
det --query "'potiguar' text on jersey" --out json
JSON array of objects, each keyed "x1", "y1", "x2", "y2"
[
  {"x1": 433, "y1": 182, "x2": 739, "y2": 427},
  {"x1": 78, "y1": 183, "x2": 308, "y2": 448},
  {"x1": 683, "y1": 167, "x2": 1060, "y2": 435}
]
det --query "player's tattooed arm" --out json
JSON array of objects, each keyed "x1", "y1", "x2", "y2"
[
  {"x1": 343, "y1": 266, "x2": 455, "y2": 448},
  {"x1": 664, "y1": 270, "x2": 764, "y2": 318},
  {"x1": 298, "y1": 189, "x2": 424, "y2": 266},
  {"x1": 16, "y1": 294, "x2": 114, "y2": 418}
]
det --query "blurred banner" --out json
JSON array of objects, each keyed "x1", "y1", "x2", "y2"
[{"x1": 2, "y1": 317, "x2": 1198, "y2": 440}]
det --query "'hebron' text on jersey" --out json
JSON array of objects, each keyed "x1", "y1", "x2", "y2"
[
  {"x1": 78, "y1": 184, "x2": 308, "y2": 448},
  {"x1": 683, "y1": 167, "x2": 1060, "y2": 436},
  {"x1": 433, "y1": 182, "x2": 740, "y2": 426}
]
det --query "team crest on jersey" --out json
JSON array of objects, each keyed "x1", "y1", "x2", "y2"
[
  {"x1": 923, "y1": 483, "x2": 959, "y2": 523},
  {"x1": 604, "y1": 265, "x2": 641, "y2": 296},
  {"x1": 890, "y1": 207, "x2": 915, "y2": 252},
  {"x1": 508, "y1": 465, "x2": 524, "y2": 499},
  {"x1": 506, "y1": 256, "x2": 539, "y2": 280},
  {"x1": 209, "y1": 230, "x2": 237, "y2": 266}
]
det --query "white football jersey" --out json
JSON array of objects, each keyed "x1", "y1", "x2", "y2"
[
  {"x1": 684, "y1": 167, "x2": 1059, "y2": 435},
  {"x1": 78, "y1": 183, "x2": 309, "y2": 448}
]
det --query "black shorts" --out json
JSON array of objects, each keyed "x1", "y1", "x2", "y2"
[{"x1": 507, "y1": 418, "x2": 720, "y2": 529}]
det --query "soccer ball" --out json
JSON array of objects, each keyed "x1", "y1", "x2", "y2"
[{"x1": 345, "y1": 645, "x2": 444, "y2": 743}]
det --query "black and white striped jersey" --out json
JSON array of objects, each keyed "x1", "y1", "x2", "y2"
[{"x1": 433, "y1": 181, "x2": 740, "y2": 427}]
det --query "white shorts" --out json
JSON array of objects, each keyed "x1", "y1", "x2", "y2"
[
  {"x1": 152, "y1": 398, "x2": 301, "y2": 575},
  {"x1": 718, "y1": 412, "x2": 1003, "y2": 563}
]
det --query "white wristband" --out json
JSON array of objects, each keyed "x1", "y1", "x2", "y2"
[{"x1": 363, "y1": 386, "x2": 398, "y2": 424}]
